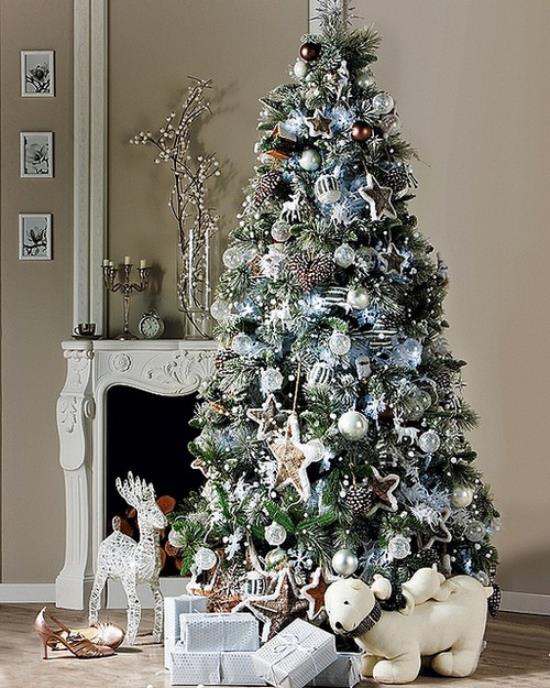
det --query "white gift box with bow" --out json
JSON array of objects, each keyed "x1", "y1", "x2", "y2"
[
  {"x1": 253, "y1": 619, "x2": 337, "y2": 688},
  {"x1": 164, "y1": 595, "x2": 208, "y2": 669},
  {"x1": 306, "y1": 652, "x2": 362, "y2": 687},
  {"x1": 179, "y1": 612, "x2": 260, "y2": 653}
]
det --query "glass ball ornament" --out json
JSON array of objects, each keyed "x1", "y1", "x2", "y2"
[
  {"x1": 307, "y1": 361, "x2": 333, "y2": 386},
  {"x1": 388, "y1": 535, "x2": 411, "y2": 560},
  {"x1": 355, "y1": 67, "x2": 375, "y2": 90},
  {"x1": 271, "y1": 220, "x2": 291, "y2": 242},
  {"x1": 194, "y1": 547, "x2": 218, "y2": 571},
  {"x1": 329, "y1": 331, "x2": 351, "y2": 356},
  {"x1": 222, "y1": 246, "x2": 244, "y2": 269},
  {"x1": 475, "y1": 570, "x2": 491, "y2": 587},
  {"x1": 314, "y1": 174, "x2": 342, "y2": 204},
  {"x1": 381, "y1": 114, "x2": 401, "y2": 136},
  {"x1": 418, "y1": 429, "x2": 441, "y2": 454},
  {"x1": 293, "y1": 59, "x2": 308, "y2": 79},
  {"x1": 242, "y1": 570, "x2": 266, "y2": 597},
  {"x1": 465, "y1": 520, "x2": 486, "y2": 543},
  {"x1": 299, "y1": 147, "x2": 321, "y2": 172},
  {"x1": 331, "y1": 548, "x2": 359, "y2": 577},
  {"x1": 261, "y1": 367, "x2": 284, "y2": 393},
  {"x1": 334, "y1": 243, "x2": 355, "y2": 268},
  {"x1": 167, "y1": 528, "x2": 186, "y2": 548},
  {"x1": 372, "y1": 92, "x2": 395, "y2": 115},
  {"x1": 346, "y1": 286, "x2": 370, "y2": 310},
  {"x1": 338, "y1": 410, "x2": 369, "y2": 441},
  {"x1": 232, "y1": 332, "x2": 254, "y2": 356},
  {"x1": 264, "y1": 522, "x2": 287, "y2": 546},
  {"x1": 210, "y1": 299, "x2": 232, "y2": 323},
  {"x1": 451, "y1": 485, "x2": 474, "y2": 508},
  {"x1": 265, "y1": 547, "x2": 288, "y2": 570},
  {"x1": 394, "y1": 338, "x2": 422, "y2": 368}
]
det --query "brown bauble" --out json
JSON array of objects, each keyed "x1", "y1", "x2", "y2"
[
  {"x1": 300, "y1": 42, "x2": 321, "y2": 62},
  {"x1": 351, "y1": 121, "x2": 374, "y2": 142}
]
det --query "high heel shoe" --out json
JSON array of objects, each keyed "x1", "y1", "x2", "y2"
[{"x1": 33, "y1": 608, "x2": 116, "y2": 659}]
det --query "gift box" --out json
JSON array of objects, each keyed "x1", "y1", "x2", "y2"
[
  {"x1": 164, "y1": 595, "x2": 208, "y2": 669},
  {"x1": 170, "y1": 643, "x2": 266, "y2": 686},
  {"x1": 179, "y1": 612, "x2": 260, "y2": 653},
  {"x1": 253, "y1": 619, "x2": 338, "y2": 688},
  {"x1": 306, "y1": 653, "x2": 362, "y2": 687}
]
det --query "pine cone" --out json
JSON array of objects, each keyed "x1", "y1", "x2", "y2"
[
  {"x1": 346, "y1": 483, "x2": 375, "y2": 515},
  {"x1": 253, "y1": 171, "x2": 281, "y2": 207},
  {"x1": 287, "y1": 252, "x2": 333, "y2": 291},
  {"x1": 378, "y1": 163, "x2": 409, "y2": 196},
  {"x1": 215, "y1": 349, "x2": 238, "y2": 370},
  {"x1": 488, "y1": 583, "x2": 501, "y2": 617}
]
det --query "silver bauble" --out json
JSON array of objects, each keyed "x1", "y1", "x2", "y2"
[
  {"x1": 346, "y1": 286, "x2": 370, "y2": 310},
  {"x1": 307, "y1": 361, "x2": 333, "y2": 386},
  {"x1": 418, "y1": 429, "x2": 441, "y2": 454},
  {"x1": 271, "y1": 220, "x2": 291, "y2": 242},
  {"x1": 329, "y1": 331, "x2": 351, "y2": 355},
  {"x1": 452, "y1": 486, "x2": 474, "y2": 508},
  {"x1": 299, "y1": 148, "x2": 321, "y2": 171},
  {"x1": 464, "y1": 520, "x2": 485, "y2": 543},
  {"x1": 355, "y1": 67, "x2": 375, "y2": 90},
  {"x1": 293, "y1": 59, "x2": 308, "y2": 79},
  {"x1": 475, "y1": 570, "x2": 491, "y2": 587},
  {"x1": 222, "y1": 246, "x2": 243, "y2": 269},
  {"x1": 265, "y1": 522, "x2": 287, "y2": 546},
  {"x1": 210, "y1": 299, "x2": 232, "y2": 323},
  {"x1": 372, "y1": 92, "x2": 395, "y2": 115},
  {"x1": 388, "y1": 535, "x2": 411, "y2": 560},
  {"x1": 232, "y1": 332, "x2": 254, "y2": 356},
  {"x1": 265, "y1": 547, "x2": 288, "y2": 570},
  {"x1": 338, "y1": 410, "x2": 368, "y2": 440},
  {"x1": 381, "y1": 114, "x2": 401, "y2": 136},
  {"x1": 331, "y1": 548, "x2": 359, "y2": 577},
  {"x1": 261, "y1": 367, "x2": 284, "y2": 393},
  {"x1": 194, "y1": 547, "x2": 218, "y2": 571},
  {"x1": 333, "y1": 243, "x2": 355, "y2": 268},
  {"x1": 167, "y1": 528, "x2": 186, "y2": 548}
]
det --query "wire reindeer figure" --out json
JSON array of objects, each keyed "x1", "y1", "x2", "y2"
[{"x1": 89, "y1": 472, "x2": 167, "y2": 645}]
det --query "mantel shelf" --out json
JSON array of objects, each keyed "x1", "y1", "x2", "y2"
[{"x1": 62, "y1": 339, "x2": 218, "y2": 352}]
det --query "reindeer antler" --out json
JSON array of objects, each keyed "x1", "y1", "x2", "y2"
[{"x1": 115, "y1": 472, "x2": 156, "y2": 507}]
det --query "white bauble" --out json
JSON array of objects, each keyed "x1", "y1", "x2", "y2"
[
  {"x1": 333, "y1": 243, "x2": 355, "y2": 268},
  {"x1": 329, "y1": 331, "x2": 351, "y2": 355},
  {"x1": 293, "y1": 59, "x2": 308, "y2": 79},
  {"x1": 261, "y1": 367, "x2": 284, "y2": 393},
  {"x1": 210, "y1": 299, "x2": 232, "y2": 323},
  {"x1": 372, "y1": 92, "x2": 395, "y2": 115},
  {"x1": 418, "y1": 429, "x2": 441, "y2": 454},
  {"x1": 346, "y1": 286, "x2": 370, "y2": 310},
  {"x1": 452, "y1": 486, "x2": 474, "y2": 508},
  {"x1": 232, "y1": 332, "x2": 254, "y2": 356},
  {"x1": 331, "y1": 548, "x2": 359, "y2": 577},
  {"x1": 388, "y1": 535, "x2": 411, "y2": 560},
  {"x1": 381, "y1": 113, "x2": 401, "y2": 136},
  {"x1": 222, "y1": 246, "x2": 243, "y2": 269},
  {"x1": 271, "y1": 220, "x2": 291, "y2": 242},
  {"x1": 314, "y1": 174, "x2": 341, "y2": 204},
  {"x1": 167, "y1": 528, "x2": 186, "y2": 548},
  {"x1": 264, "y1": 522, "x2": 287, "y2": 546},
  {"x1": 299, "y1": 148, "x2": 321, "y2": 171},
  {"x1": 194, "y1": 547, "x2": 218, "y2": 571},
  {"x1": 355, "y1": 67, "x2": 375, "y2": 90},
  {"x1": 338, "y1": 410, "x2": 368, "y2": 440},
  {"x1": 475, "y1": 570, "x2": 491, "y2": 587},
  {"x1": 465, "y1": 520, "x2": 485, "y2": 543}
]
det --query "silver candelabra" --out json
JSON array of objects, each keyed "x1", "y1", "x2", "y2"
[{"x1": 102, "y1": 258, "x2": 152, "y2": 340}]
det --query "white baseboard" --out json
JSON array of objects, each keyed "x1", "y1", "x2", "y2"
[
  {"x1": 1, "y1": 583, "x2": 549, "y2": 616},
  {"x1": 0, "y1": 583, "x2": 56, "y2": 603}
]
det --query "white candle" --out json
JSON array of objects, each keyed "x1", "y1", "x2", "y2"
[
  {"x1": 109, "y1": 260, "x2": 114, "y2": 267},
  {"x1": 103, "y1": 258, "x2": 109, "y2": 266},
  {"x1": 124, "y1": 255, "x2": 131, "y2": 265},
  {"x1": 140, "y1": 259, "x2": 147, "y2": 269}
]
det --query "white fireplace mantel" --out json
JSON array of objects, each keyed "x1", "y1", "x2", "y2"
[{"x1": 55, "y1": 339, "x2": 217, "y2": 610}]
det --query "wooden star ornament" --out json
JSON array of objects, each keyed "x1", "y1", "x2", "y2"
[
  {"x1": 247, "y1": 394, "x2": 291, "y2": 440},
  {"x1": 234, "y1": 567, "x2": 309, "y2": 641},
  {"x1": 416, "y1": 508, "x2": 453, "y2": 550},
  {"x1": 300, "y1": 567, "x2": 334, "y2": 621},
  {"x1": 357, "y1": 173, "x2": 397, "y2": 221},
  {"x1": 305, "y1": 109, "x2": 334, "y2": 139},
  {"x1": 366, "y1": 466, "x2": 400, "y2": 515},
  {"x1": 380, "y1": 242, "x2": 405, "y2": 274}
]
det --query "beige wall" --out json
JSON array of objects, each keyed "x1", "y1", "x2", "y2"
[
  {"x1": 0, "y1": 0, "x2": 73, "y2": 582},
  {"x1": 350, "y1": 0, "x2": 550, "y2": 594},
  {"x1": 0, "y1": 0, "x2": 549, "y2": 599}
]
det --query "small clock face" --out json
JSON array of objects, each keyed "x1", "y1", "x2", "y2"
[{"x1": 139, "y1": 314, "x2": 164, "y2": 339}]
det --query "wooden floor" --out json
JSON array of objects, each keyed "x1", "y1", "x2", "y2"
[{"x1": 0, "y1": 605, "x2": 549, "y2": 687}]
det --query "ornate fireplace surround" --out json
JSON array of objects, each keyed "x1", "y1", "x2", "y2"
[{"x1": 55, "y1": 339, "x2": 216, "y2": 609}]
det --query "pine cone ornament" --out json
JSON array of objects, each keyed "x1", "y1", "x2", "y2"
[
  {"x1": 287, "y1": 252, "x2": 333, "y2": 291},
  {"x1": 253, "y1": 171, "x2": 281, "y2": 207},
  {"x1": 378, "y1": 162, "x2": 409, "y2": 196},
  {"x1": 346, "y1": 483, "x2": 375, "y2": 515},
  {"x1": 488, "y1": 583, "x2": 501, "y2": 617},
  {"x1": 215, "y1": 349, "x2": 238, "y2": 370}
]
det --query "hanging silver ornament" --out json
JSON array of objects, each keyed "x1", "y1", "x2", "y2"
[
  {"x1": 194, "y1": 547, "x2": 218, "y2": 571},
  {"x1": 264, "y1": 522, "x2": 287, "y2": 546},
  {"x1": 333, "y1": 243, "x2": 355, "y2": 268},
  {"x1": 210, "y1": 299, "x2": 232, "y2": 323},
  {"x1": 338, "y1": 410, "x2": 369, "y2": 440},
  {"x1": 381, "y1": 113, "x2": 401, "y2": 136},
  {"x1": 222, "y1": 246, "x2": 244, "y2": 269},
  {"x1": 293, "y1": 59, "x2": 308, "y2": 79},
  {"x1": 265, "y1": 547, "x2": 288, "y2": 570},
  {"x1": 167, "y1": 528, "x2": 186, "y2": 548},
  {"x1": 329, "y1": 331, "x2": 351, "y2": 355},
  {"x1": 464, "y1": 520, "x2": 486, "y2": 543},
  {"x1": 299, "y1": 148, "x2": 321, "y2": 171},
  {"x1": 314, "y1": 174, "x2": 342, "y2": 204},
  {"x1": 307, "y1": 361, "x2": 333, "y2": 386},
  {"x1": 355, "y1": 355, "x2": 372, "y2": 380},
  {"x1": 388, "y1": 535, "x2": 411, "y2": 560},
  {"x1": 451, "y1": 486, "x2": 474, "y2": 508},
  {"x1": 331, "y1": 548, "x2": 359, "y2": 577},
  {"x1": 372, "y1": 92, "x2": 395, "y2": 115},
  {"x1": 242, "y1": 570, "x2": 266, "y2": 597},
  {"x1": 232, "y1": 332, "x2": 254, "y2": 356},
  {"x1": 355, "y1": 67, "x2": 375, "y2": 90},
  {"x1": 261, "y1": 367, "x2": 284, "y2": 394},
  {"x1": 475, "y1": 570, "x2": 491, "y2": 587},
  {"x1": 346, "y1": 286, "x2": 370, "y2": 310},
  {"x1": 418, "y1": 429, "x2": 441, "y2": 454},
  {"x1": 271, "y1": 220, "x2": 291, "y2": 242}
]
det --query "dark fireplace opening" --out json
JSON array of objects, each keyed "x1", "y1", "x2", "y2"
[{"x1": 106, "y1": 385, "x2": 204, "y2": 576}]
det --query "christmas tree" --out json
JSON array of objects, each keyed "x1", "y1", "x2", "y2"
[{"x1": 168, "y1": 0, "x2": 499, "y2": 629}]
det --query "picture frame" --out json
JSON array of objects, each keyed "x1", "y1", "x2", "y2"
[
  {"x1": 19, "y1": 214, "x2": 52, "y2": 261},
  {"x1": 21, "y1": 50, "x2": 55, "y2": 97},
  {"x1": 20, "y1": 131, "x2": 54, "y2": 178}
]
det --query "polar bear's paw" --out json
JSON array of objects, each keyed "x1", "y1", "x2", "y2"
[
  {"x1": 432, "y1": 649, "x2": 479, "y2": 677},
  {"x1": 361, "y1": 654, "x2": 381, "y2": 677},
  {"x1": 373, "y1": 657, "x2": 421, "y2": 685}
]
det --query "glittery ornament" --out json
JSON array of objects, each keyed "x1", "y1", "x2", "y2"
[
  {"x1": 329, "y1": 331, "x2": 351, "y2": 355},
  {"x1": 465, "y1": 520, "x2": 485, "y2": 543},
  {"x1": 265, "y1": 522, "x2": 287, "y2": 546},
  {"x1": 271, "y1": 220, "x2": 291, "y2": 242},
  {"x1": 418, "y1": 429, "x2": 441, "y2": 454},
  {"x1": 194, "y1": 547, "x2": 218, "y2": 571},
  {"x1": 388, "y1": 535, "x2": 411, "y2": 560},
  {"x1": 333, "y1": 243, "x2": 355, "y2": 268},
  {"x1": 372, "y1": 92, "x2": 395, "y2": 115},
  {"x1": 346, "y1": 286, "x2": 370, "y2": 309},
  {"x1": 287, "y1": 252, "x2": 333, "y2": 290},
  {"x1": 232, "y1": 332, "x2": 254, "y2": 356},
  {"x1": 346, "y1": 482, "x2": 375, "y2": 514},
  {"x1": 210, "y1": 299, "x2": 232, "y2": 322},
  {"x1": 265, "y1": 547, "x2": 288, "y2": 571},
  {"x1": 299, "y1": 147, "x2": 321, "y2": 171}
]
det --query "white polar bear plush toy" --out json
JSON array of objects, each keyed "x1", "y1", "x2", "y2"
[{"x1": 325, "y1": 568, "x2": 492, "y2": 684}]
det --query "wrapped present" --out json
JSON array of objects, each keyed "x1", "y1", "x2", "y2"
[
  {"x1": 253, "y1": 619, "x2": 337, "y2": 688},
  {"x1": 179, "y1": 612, "x2": 260, "y2": 653},
  {"x1": 306, "y1": 653, "x2": 362, "y2": 687},
  {"x1": 164, "y1": 595, "x2": 208, "y2": 668},
  {"x1": 170, "y1": 643, "x2": 266, "y2": 686}
]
